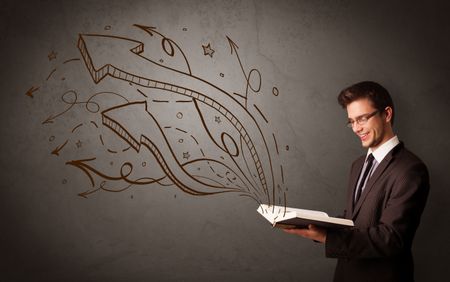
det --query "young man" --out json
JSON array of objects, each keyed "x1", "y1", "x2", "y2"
[{"x1": 284, "y1": 81, "x2": 429, "y2": 282}]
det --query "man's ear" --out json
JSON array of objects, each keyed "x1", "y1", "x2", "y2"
[{"x1": 384, "y1": 106, "x2": 393, "y2": 123}]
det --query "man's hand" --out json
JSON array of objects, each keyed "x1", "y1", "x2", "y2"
[{"x1": 283, "y1": 224, "x2": 327, "y2": 243}]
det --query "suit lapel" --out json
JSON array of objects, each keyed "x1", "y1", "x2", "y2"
[
  {"x1": 351, "y1": 143, "x2": 403, "y2": 220},
  {"x1": 349, "y1": 156, "x2": 365, "y2": 214}
]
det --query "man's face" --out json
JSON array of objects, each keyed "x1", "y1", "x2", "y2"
[{"x1": 346, "y1": 98, "x2": 392, "y2": 150}]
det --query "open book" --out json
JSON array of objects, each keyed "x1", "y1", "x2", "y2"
[{"x1": 257, "y1": 204, "x2": 354, "y2": 229}]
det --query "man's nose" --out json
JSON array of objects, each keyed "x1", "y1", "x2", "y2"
[{"x1": 352, "y1": 123, "x2": 362, "y2": 133}]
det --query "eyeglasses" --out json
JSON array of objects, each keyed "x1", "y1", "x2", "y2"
[{"x1": 346, "y1": 110, "x2": 379, "y2": 128}]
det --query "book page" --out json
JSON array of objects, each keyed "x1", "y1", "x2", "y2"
[
  {"x1": 257, "y1": 204, "x2": 354, "y2": 228},
  {"x1": 259, "y1": 204, "x2": 328, "y2": 219}
]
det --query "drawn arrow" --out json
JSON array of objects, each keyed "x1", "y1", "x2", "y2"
[
  {"x1": 226, "y1": 36, "x2": 247, "y2": 80},
  {"x1": 42, "y1": 90, "x2": 78, "y2": 124},
  {"x1": 226, "y1": 36, "x2": 262, "y2": 104},
  {"x1": 101, "y1": 101, "x2": 238, "y2": 196},
  {"x1": 51, "y1": 139, "x2": 68, "y2": 156},
  {"x1": 66, "y1": 157, "x2": 166, "y2": 198},
  {"x1": 133, "y1": 24, "x2": 192, "y2": 75},
  {"x1": 25, "y1": 86, "x2": 39, "y2": 98},
  {"x1": 78, "y1": 33, "x2": 275, "y2": 204}
]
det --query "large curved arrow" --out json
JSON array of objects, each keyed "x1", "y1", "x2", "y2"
[
  {"x1": 102, "y1": 101, "x2": 238, "y2": 195},
  {"x1": 78, "y1": 33, "x2": 275, "y2": 204}
]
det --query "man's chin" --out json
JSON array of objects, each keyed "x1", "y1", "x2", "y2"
[
  {"x1": 361, "y1": 141, "x2": 370, "y2": 148},
  {"x1": 362, "y1": 139, "x2": 383, "y2": 150},
  {"x1": 361, "y1": 140, "x2": 374, "y2": 149}
]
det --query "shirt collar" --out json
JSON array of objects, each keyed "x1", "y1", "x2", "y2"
[{"x1": 368, "y1": 135, "x2": 400, "y2": 163}]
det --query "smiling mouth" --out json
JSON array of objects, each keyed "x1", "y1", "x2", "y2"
[{"x1": 359, "y1": 133, "x2": 369, "y2": 141}]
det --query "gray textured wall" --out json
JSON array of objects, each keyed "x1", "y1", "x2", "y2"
[{"x1": 1, "y1": 0, "x2": 449, "y2": 281}]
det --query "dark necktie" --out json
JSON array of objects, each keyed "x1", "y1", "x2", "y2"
[{"x1": 355, "y1": 154, "x2": 375, "y2": 203}]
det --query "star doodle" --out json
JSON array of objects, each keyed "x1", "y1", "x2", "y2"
[
  {"x1": 76, "y1": 140, "x2": 82, "y2": 148},
  {"x1": 202, "y1": 43, "x2": 215, "y2": 58},
  {"x1": 214, "y1": 116, "x2": 221, "y2": 123},
  {"x1": 183, "y1": 152, "x2": 190, "y2": 160},
  {"x1": 48, "y1": 51, "x2": 57, "y2": 61}
]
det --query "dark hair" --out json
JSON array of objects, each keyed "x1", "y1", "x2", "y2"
[{"x1": 337, "y1": 81, "x2": 395, "y2": 125}]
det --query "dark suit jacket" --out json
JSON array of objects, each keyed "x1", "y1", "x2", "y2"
[{"x1": 325, "y1": 143, "x2": 429, "y2": 282}]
